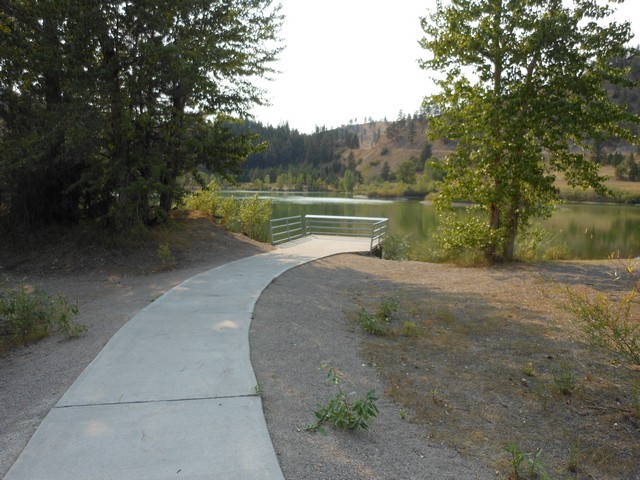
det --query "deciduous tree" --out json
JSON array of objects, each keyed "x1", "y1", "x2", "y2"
[{"x1": 420, "y1": 0, "x2": 639, "y2": 261}]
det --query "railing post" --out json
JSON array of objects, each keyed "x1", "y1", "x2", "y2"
[
  {"x1": 370, "y1": 223, "x2": 375, "y2": 252},
  {"x1": 269, "y1": 219, "x2": 274, "y2": 245}
]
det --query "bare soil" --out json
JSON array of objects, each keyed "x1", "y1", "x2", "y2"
[
  {"x1": 1, "y1": 212, "x2": 639, "y2": 479},
  {"x1": 252, "y1": 257, "x2": 640, "y2": 479},
  {"x1": 0, "y1": 211, "x2": 272, "y2": 477}
]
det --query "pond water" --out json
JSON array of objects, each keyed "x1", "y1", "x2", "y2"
[{"x1": 229, "y1": 191, "x2": 640, "y2": 259}]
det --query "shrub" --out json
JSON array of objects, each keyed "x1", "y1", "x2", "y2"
[
  {"x1": 0, "y1": 281, "x2": 84, "y2": 349},
  {"x1": 431, "y1": 213, "x2": 496, "y2": 265},
  {"x1": 381, "y1": 234, "x2": 409, "y2": 261},
  {"x1": 183, "y1": 180, "x2": 220, "y2": 213},
  {"x1": 563, "y1": 287, "x2": 640, "y2": 366},
  {"x1": 238, "y1": 194, "x2": 272, "y2": 242},
  {"x1": 217, "y1": 195, "x2": 239, "y2": 228}
]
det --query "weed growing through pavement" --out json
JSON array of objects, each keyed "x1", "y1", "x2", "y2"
[{"x1": 305, "y1": 364, "x2": 379, "y2": 434}]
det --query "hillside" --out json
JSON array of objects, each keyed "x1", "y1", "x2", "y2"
[
  {"x1": 239, "y1": 50, "x2": 639, "y2": 191},
  {"x1": 340, "y1": 120, "x2": 451, "y2": 181}
]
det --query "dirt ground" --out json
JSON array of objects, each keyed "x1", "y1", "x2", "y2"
[
  {"x1": 1, "y1": 212, "x2": 639, "y2": 479},
  {"x1": 252, "y1": 256, "x2": 640, "y2": 480},
  {"x1": 0, "y1": 211, "x2": 272, "y2": 477}
]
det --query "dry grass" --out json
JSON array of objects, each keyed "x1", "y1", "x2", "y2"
[
  {"x1": 347, "y1": 259, "x2": 640, "y2": 479},
  {"x1": 555, "y1": 165, "x2": 640, "y2": 198}
]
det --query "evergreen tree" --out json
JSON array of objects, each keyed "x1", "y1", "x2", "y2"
[
  {"x1": 397, "y1": 160, "x2": 417, "y2": 185},
  {"x1": 0, "y1": 0, "x2": 283, "y2": 231},
  {"x1": 381, "y1": 161, "x2": 391, "y2": 182}
]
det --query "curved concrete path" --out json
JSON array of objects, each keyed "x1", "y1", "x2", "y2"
[{"x1": 5, "y1": 236, "x2": 371, "y2": 480}]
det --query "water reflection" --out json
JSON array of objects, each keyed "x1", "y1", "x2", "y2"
[{"x1": 229, "y1": 191, "x2": 640, "y2": 259}]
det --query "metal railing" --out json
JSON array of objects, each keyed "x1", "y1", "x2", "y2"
[
  {"x1": 270, "y1": 214, "x2": 389, "y2": 251},
  {"x1": 269, "y1": 215, "x2": 305, "y2": 245}
]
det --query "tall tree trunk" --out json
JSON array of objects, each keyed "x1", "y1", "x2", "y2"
[
  {"x1": 159, "y1": 89, "x2": 186, "y2": 216},
  {"x1": 486, "y1": 201, "x2": 502, "y2": 262},
  {"x1": 101, "y1": 42, "x2": 129, "y2": 213},
  {"x1": 503, "y1": 208, "x2": 519, "y2": 262}
]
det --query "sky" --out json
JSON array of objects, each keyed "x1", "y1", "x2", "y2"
[{"x1": 250, "y1": 0, "x2": 640, "y2": 134}]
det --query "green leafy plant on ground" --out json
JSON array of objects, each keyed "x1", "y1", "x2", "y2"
[
  {"x1": 504, "y1": 444, "x2": 554, "y2": 480},
  {"x1": 505, "y1": 443, "x2": 526, "y2": 479},
  {"x1": 358, "y1": 295, "x2": 398, "y2": 335},
  {"x1": 157, "y1": 241, "x2": 175, "y2": 267},
  {"x1": 0, "y1": 281, "x2": 84, "y2": 350},
  {"x1": 305, "y1": 365, "x2": 379, "y2": 434},
  {"x1": 552, "y1": 363, "x2": 576, "y2": 396}
]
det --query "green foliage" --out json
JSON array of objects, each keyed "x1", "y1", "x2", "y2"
[
  {"x1": 552, "y1": 364, "x2": 576, "y2": 396},
  {"x1": 430, "y1": 213, "x2": 497, "y2": 264},
  {"x1": 504, "y1": 444, "x2": 553, "y2": 480},
  {"x1": 567, "y1": 444, "x2": 580, "y2": 474},
  {"x1": 238, "y1": 195, "x2": 272, "y2": 242},
  {"x1": 157, "y1": 242, "x2": 175, "y2": 267},
  {"x1": 0, "y1": 2, "x2": 283, "y2": 231},
  {"x1": 305, "y1": 365, "x2": 379, "y2": 433},
  {"x1": 563, "y1": 287, "x2": 640, "y2": 366},
  {"x1": 358, "y1": 296, "x2": 398, "y2": 335},
  {"x1": 0, "y1": 281, "x2": 84, "y2": 349},
  {"x1": 217, "y1": 196, "x2": 240, "y2": 228},
  {"x1": 402, "y1": 321, "x2": 417, "y2": 338},
  {"x1": 381, "y1": 234, "x2": 410, "y2": 261},
  {"x1": 515, "y1": 225, "x2": 569, "y2": 261},
  {"x1": 522, "y1": 362, "x2": 536, "y2": 378},
  {"x1": 614, "y1": 153, "x2": 640, "y2": 181},
  {"x1": 186, "y1": 189, "x2": 272, "y2": 242},
  {"x1": 423, "y1": 158, "x2": 445, "y2": 182},
  {"x1": 420, "y1": 0, "x2": 638, "y2": 262},
  {"x1": 341, "y1": 170, "x2": 357, "y2": 192},
  {"x1": 184, "y1": 180, "x2": 221, "y2": 214},
  {"x1": 396, "y1": 159, "x2": 417, "y2": 185},
  {"x1": 505, "y1": 443, "x2": 526, "y2": 479}
]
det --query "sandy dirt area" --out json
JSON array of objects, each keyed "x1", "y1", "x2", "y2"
[{"x1": 2, "y1": 214, "x2": 639, "y2": 479}]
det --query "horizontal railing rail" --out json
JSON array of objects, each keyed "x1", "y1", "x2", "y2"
[
  {"x1": 269, "y1": 215, "x2": 304, "y2": 245},
  {"x1": 270, "y1": 214, "x2": 389, "y2": 251}
]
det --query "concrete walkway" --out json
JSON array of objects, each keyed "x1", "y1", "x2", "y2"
[{"x1": 4, "y1": 236, "x2": 371, "y2": 480}]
